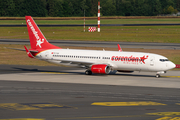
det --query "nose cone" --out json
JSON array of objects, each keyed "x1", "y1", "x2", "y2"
[{"x1": 167, "y1": 62, "x2": 176, "y2": 70}]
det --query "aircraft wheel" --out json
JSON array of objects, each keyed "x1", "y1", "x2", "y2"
[
  {"x1": 156, "y1": 74, "x2": 160, "y2": 78},
  {"x1": 85, "y1": 70, "x2": 92, "y2": 75}
]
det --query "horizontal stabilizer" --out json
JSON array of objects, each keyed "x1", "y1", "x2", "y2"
[
  {"x1": 29, "y1": 50, "x2": 39, "y2": 53},
  {"x1": 5, "y1": 47, "x2": 39, "y2": 53},
  {"x1": 5, "y1": 47, "x2": 25, "y2": 51}
]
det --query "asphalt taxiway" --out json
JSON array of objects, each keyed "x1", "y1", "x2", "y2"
[
  {"x1": 0, "y1": 65, "x2": 180, "y2": 88},
  {"x1": 1, "y1": 39, "x2": 180, "y2": 49},
  {"x1": 0, "y1": 65, "x2": 180, "y2": 120}
]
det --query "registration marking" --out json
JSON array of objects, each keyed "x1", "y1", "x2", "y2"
[{"x1": 91, "y1": 101, "x2": 166, "y2": 106}]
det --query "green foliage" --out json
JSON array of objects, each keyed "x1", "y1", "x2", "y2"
[
  {"x1": 0, "y1": 0, "x2": 180, "y2": 17},
  {"x1": 167, "y1": 6, "x2": 176, "y2": 14},
  {"x1": 101, "y1": 0, "x2": 116, "y2": 16},
  {"x1": 175, "y1": 0, "x2": 180, "y2": 11},
  {"x1": 163, "y1": 5, "x2": 178, "y2": 14},
  {"x1": 0, "y1": 0, "x2": 15, "y2": 16}
]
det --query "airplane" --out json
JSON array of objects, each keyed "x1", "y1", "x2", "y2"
[{"x1": 24, "y1": 16, "x2": 175, "y2": 78}]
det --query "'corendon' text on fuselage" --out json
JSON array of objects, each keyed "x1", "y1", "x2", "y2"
[{"x1": 111, "y1": 55, "x2": 148, "y2": 64}]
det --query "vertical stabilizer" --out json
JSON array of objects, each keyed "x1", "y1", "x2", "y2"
[{"x1": 25, "y1": 16, "x2": 60, "y2": 50}]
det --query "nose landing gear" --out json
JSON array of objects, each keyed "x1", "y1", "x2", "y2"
[{"x1": 156, "y1": 71, "x2": 166, "y2": 78}]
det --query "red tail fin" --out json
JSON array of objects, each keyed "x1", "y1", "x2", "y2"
[{"x1": 25, "y1": 16, "x2": 60, "y2": 50}]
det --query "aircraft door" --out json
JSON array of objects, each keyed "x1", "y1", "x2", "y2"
[
  {"x1": 148, "y1": 56, "x2": 155, "y2": 71},
  {"x1": 150, "y1": 56, "x2": 154, "y2": 66}
]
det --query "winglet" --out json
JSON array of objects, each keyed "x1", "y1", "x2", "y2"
[
  {"x1": 24, "y1": 46, "x2": 34, "y2": 58},
  {"x1": 117, "y1": 44, "x2": 122, "y2": 52}
]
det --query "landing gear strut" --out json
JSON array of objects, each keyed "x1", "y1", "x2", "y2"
[{"x1": 85, "y1": 70, "x2": 92, "y2": 75}]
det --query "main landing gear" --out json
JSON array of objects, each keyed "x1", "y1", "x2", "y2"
[{"x1": 85, "y1": 70, "x2": 92, "y2": 75}]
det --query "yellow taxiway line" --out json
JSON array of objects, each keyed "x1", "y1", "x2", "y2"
[
  {"x1": 162, "y1": 76, "x2": 180, "y2": 78},
  {"x1": 91, "y1": 101, "x2": 166, "y2": 106},
  {"x1": 56, "y1": 112, "x2": 180, "y2": 119}
]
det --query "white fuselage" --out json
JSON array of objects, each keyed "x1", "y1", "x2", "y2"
[
  {"x1": 24, "y1": 16, "x2": 176, "y2": 76},
  {"x1": 35, "y1": 49, "x2": 175, "y2": 72}
]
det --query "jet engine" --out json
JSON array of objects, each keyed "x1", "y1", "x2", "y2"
[{"x1": 91, "y1": 64, "x2": 111, "y2": 74}]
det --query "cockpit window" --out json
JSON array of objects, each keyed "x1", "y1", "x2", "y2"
[{"x1": 159, "y1": 59, "x2": 169, "y2": 62}]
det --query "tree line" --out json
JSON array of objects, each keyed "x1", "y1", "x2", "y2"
[{"x1": 0, "y1": 0, "x2": 180, "y2": 17}]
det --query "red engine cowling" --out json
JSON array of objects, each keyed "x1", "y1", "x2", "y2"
[{"x1": 91, "y1": 64, "x2": 111, "y2": 74}]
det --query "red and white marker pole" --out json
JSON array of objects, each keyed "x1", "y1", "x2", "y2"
[{"x1": 98, "y1": 1, "x2": 100, "y2": 32}]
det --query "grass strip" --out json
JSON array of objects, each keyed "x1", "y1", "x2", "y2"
[
  {"x1": 1, "y1": 18, "x2": 180, "y2": 25},
  {"x1": 0, "y1": 26, "x2": 180, "y2": 43}
]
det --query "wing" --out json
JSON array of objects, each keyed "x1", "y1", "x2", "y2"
[{"x1": 52, "y1": 59, "x2": 94, "y2": 68}]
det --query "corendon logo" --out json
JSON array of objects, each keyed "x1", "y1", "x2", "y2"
[
  {"x1": 111, "y1": 55, "x2": 148, "y2": 64},
  {"x1": 27, "y1": 19, "x2": 44, "y2": 48}
]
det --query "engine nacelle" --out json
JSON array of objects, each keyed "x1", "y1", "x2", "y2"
[{"x1": 91, "y1": 64, "x2": 111, "y2": 74}]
